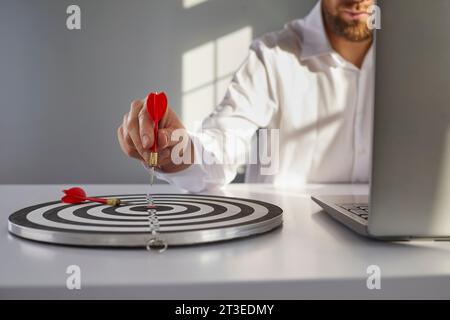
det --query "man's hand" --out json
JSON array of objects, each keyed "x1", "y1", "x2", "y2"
[{"x1": 117, "y1": 99, "x2": 193, "y2": 173}]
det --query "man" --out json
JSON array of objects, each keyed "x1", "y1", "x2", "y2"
[{"x1": 118, "y1": 0, "x2": 375, "y2": 192}]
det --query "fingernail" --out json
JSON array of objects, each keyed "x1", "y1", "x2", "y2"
[{"x1": 142, "y1": 135, "x2": 150, "y2": 148}]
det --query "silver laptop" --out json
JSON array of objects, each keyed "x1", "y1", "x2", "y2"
[{"x1": 312, "y1": 0, "x2": 450, "y2": 240}]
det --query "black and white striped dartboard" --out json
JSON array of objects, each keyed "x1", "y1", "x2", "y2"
[{"x1": 8, "y1": 194, "x2": 283, "y2": 247}]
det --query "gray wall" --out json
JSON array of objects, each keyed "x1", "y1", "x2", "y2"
[{"x1": 0, "y1": 0, "x2": 316, "y2": 184}]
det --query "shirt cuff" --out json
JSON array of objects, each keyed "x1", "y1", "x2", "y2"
[{"x1": 143, "y1": 133, "x2": 209, "y2": 193}]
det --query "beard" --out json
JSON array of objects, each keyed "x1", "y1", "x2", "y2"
[{"x1": 323, "y1": 2, "x2": 373, "y2": 42}]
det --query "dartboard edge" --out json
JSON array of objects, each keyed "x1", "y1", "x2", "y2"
[{"x1": 7, "y1": 194, "x2": 283, "y2": 247}]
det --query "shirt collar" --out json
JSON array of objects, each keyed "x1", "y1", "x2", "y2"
[
  {"x1": 290, "y1": 0, "x2": 333, "y2": 62},
  {"x1": 290, "y1": 0, "x2": 374, "y2": 71}
]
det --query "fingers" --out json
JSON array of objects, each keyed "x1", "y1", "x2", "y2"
[
  {"x1": 120, "y1": 113, "x2": 141, "y2": 159},
  {"x1": 118, "y1": 99, "x2": 189, "y2": 169},
  {"x1": 117, "y1": 126, "x2": 143, "y2": 161},
  {"x1": 158, "y1": 127, "x2": 188, "y2": 149},
  {"x1": 138, "y1": 107, "x2": 154, "y2": 151},
  {"x1": 122, "y1": 113, "x2": 133, "y2": 147},
  {"x1": 126, "y1": 100, "x2": 147, "y2": 161},
  {"x1": 157, "y1": 128, "x2": 170, "y2": 149},
  {"x1": 157, "y1": 148, "x2": 172, "y2": 167},
  {"x1": 156, "y1": 143, "x2": 195, "y2": 173}
]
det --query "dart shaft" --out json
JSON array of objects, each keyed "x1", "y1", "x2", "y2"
[{"x1": 84, "y1": 197, "x2": 123, "y2": 206}]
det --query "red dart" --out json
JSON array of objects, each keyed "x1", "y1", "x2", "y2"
[
  {"x1": 61, "y1": 187, "x2": 128, "y2": 206},
  {"x1": 146, "y1": 92, "x2": 168, "y2": 166}
]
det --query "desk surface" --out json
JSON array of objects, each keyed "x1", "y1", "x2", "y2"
[{"x1": 1, "y1": 184, "x2": 450, "y2": 299}]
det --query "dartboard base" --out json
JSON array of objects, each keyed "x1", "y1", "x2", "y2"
[{"x1": 7, "y1": 194, "x2": 283, "y2": 247}]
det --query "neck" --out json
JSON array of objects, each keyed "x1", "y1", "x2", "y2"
[{"x1": 326, "y1": 31, "x2": 372, "y2": 69}]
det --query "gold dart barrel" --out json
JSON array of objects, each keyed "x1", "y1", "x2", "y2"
[
  {"x1": 106, "y1": 198, "x2": 132, "y2": 206},
  {"x1": 149, "y1": 152, "x2": 158, "y2": 167},
  {"x1": 106, "y1": 198, "x2": 121, "y2": 206}
]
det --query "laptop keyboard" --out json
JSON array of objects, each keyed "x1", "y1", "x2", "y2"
[{"x1": 338, "y1": 204, "x2": 369, "y2": 220}]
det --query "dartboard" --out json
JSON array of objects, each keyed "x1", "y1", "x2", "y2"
[{"x1": 8, "y1": 194, "x2": 283, "y2": 247}]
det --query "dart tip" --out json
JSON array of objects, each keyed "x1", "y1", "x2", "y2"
[{"x1": 150, "y1": 167, "x2": 155, "y2": 185}]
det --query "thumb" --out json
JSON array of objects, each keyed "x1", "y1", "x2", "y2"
[{"x1": 158, "y1": 127, "x2": 188, "y2": 149}]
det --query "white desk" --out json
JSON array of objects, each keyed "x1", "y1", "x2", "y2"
[{"x1": 1, "y1": 184, "x2": 450, "y2": 299}]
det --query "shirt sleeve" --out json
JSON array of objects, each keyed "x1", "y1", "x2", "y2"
[{"x1": 153, "y1": 38, "x2": 279, "y2": 192}]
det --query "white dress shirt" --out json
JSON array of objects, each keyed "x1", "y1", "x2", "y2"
[{"x1": 154, "y1": 1, "x2": 375, "y2": 192}]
